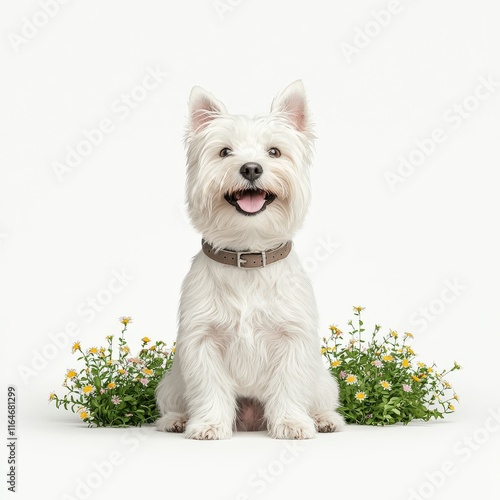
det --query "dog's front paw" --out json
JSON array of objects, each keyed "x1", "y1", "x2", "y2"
[
  {"x1": 314, "y1": 410, "x2": 344, "y2": 433},
  {"x1": 156, "y1": 412, "x2": 187, "y2": 433},
  {"x1": 185, "y1": 422, "x2": 232, "y2": 440},
  {"x1": 269, "y1": 420, "x2": 316, "y2": 440}
]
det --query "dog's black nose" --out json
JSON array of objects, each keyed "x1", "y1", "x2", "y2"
[{"x1": 239, "y1": 162, "x2": 263, "y2": 182}]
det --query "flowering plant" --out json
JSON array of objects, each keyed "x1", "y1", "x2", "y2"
[
  {"x1": 51, "y1": 309, "x2": 460, "y2": 428},
  {"x1": 321, "y1": 307, "x2": 461, "y2": 425},
  {"x1": 49, "y1": 317, "x2": 175, "y2": 427}
]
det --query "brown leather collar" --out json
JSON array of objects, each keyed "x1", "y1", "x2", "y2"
[{"x1": 202, "y1": 239, "x2": 293, "y2": 269}]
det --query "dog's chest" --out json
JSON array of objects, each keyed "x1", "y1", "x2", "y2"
[
  {"x1": 225, "y1": 299, "x2": 271, "y2": 391},
  {"x1": 214, "y1": 265, "x2": 287, "y2": 330},
  {"x1": 211, "y1": 264, "x2": 290, "y2": 386}
]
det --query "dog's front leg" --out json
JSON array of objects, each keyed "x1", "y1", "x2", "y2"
[
  {"x1": 263, "y1": 337, "x2": 318, "y2": 439},
  {"x1": 179, "y1": 330, "x2": 236, "y2": 440}
]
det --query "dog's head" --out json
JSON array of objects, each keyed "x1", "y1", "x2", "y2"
[{"x1": 184, "y1": 81, "x2": 315, "y2": 251}]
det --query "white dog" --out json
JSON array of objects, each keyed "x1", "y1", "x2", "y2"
[{"x1": 156, "y1": 81, "x2": 343, "y2": 439}]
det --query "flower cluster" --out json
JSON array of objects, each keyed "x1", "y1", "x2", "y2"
[
  {"x1": 49, "y1": 317, "x2": 174, "y2": 427},
  {"x1": 321, "y1": 307, "x2": 461, "y2": 425}
]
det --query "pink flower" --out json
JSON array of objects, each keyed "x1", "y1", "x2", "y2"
[
  {"x1": 339, "y1": 371, "x2": 347, "y2": 379},
  {"x1": 402, "y1": 384, "x2": 412, "y2": 392},
  {"x1": 139, "y1": 378, "x2": 149, "y2": 386},
  {"x1": 128, "y1": 357, "x2": 144, "y2": 365},
  {"x1": 111, "y1": 395, "x2": 121, "y2": 405},
  {"x1": 372, "y1": 360, "x2": 382, "y2": 368},
  {"x1": 100, "y1": 388, "x2": 105, "y2": 394}
]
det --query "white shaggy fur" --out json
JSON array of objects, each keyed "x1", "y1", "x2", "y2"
[{"x1": 156, "y1": 81, "x2": 343, "y2": 439}]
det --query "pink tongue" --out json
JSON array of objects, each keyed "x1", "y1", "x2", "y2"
[{"x1": 237, "y1": 191, "x2": 266, "y2": 213}]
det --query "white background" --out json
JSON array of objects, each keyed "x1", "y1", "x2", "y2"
[{"x1": 1, "y1": 0, "x2": 500, "y2": 499}]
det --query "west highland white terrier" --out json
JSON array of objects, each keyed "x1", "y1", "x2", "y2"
[{"x1": 156, "y1": 81, "x2": 343, "y2": 439}]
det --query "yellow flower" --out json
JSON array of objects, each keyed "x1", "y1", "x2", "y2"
[
  {"x1": 453, "y1": 394, "x2": 459, "y2": 401},
  {"x1": 412, "y1": 375, "x2": 421, "y2": 383},
  {"x1": 355, "y1": 391, "x2": 366, "y2": 401},
  {"x1": 80, "y1": 411, "x2": 89, "y2": 420},
  {"x1": 171, "y1": 347, "x2": 176, "y2": 353},
  {"x1": 401, "y1": 359, "x2": 410, "y2": 368},
  {"x1": 118, "y1": 369, "x2": 125, "y2": 374},
  {"x1": 331, "y1": 360, "x2": 342, "y2": 368},
  {"x1": 346, "y1": 374, "x2": 357, "y2": 385},
  {"x1": 72, "y1": 342, "x2": 81, "y2": 353},
  {"x1": 119, "y1": 316, "x2": 132, "y2": 325},
  {"x1": 407, "y1": 347, "x2": 415, "y2": 355},
  {"x1": 106, "y1": 360, "x2": 112, "y2": 365},
  {"x1": 88, "y1": 347, "x2": 98, "y2": 354},
  {"x1": 141, "y1": 337, "x2": 151, "y2": 343},
  {"x1": 149, "y1": 346, "x2": 156, "y2": 351},
  {"x1": 353, "y1": 306, "x2": 365, "y2": 313},
  {"x1": 66, "y1": 369, "x2": 77, "y2": 379},
  {"x1": 382, "y1": 355, "x2": 394, "y2": 362},
  {"x1": 390, "y1": 330, "x2": 398, "y2": 338},
  {"x1": 321, "y1": 346, "x2": 336, "y2": 354},
  {"x1": 444, "y1": 381, "x2": 451, "y2": 389},
  {"x1": 404, "y1": 332, "x2": 414, "y2": 339},
  {"x1": 427, "y1": 367, "x2": 433, "y2": 373},
  {"x1": 142, "y1": 368, "x2": 153, "y2": 376},
  {"x1": 82, "y1": 385, "x2": 94, "y2": 394},
  {"x1": 380, "y1": 380, "x2": 391, "y2": 390},
  {"x1": 107, "y1": 382, "x2": 116, "y2": 389},
  {"x1": 329, "y1": 325, "x2": 342, "y2": 335},
  {"x1": 99, "y1": 347, "x2": 105, "y2": 353},
  {"x1": 48, "y1": 393, "x2": 55, "y2": 401},
  {"x1": 106, "y1": 335, "x2": 112, "y2": 340},
  {"x1": 121, "y1": 346, "x2": 130, "y2": 353},
  {"x1": 418, "y1": 362, "x2": 426, "y2": 368},
  {"x1": 448, "y1": 404, "x2": 455, "y2": 411}
]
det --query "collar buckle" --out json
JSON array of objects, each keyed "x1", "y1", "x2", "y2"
[
  {"x1": 236, "y1": 251, "x2": 247, "y2": 268},
  {"x1": 236, "y1": 250, "x2": 267, "y2": 268}
]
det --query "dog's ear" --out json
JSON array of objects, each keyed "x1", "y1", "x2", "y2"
[
  {"x1": 189, "y1": 86, "x2": 227, "y2": 132},
  {"x1": 271, "y1": 80, "x2": 309, "y2": 132}
]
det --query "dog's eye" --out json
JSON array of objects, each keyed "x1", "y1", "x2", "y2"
[
  {"x1": 219, "y1": 148, "x2": 233, "y2": 158},
  {"x1": 268, "y1": 148, "x2": 281, "y2": 158}
]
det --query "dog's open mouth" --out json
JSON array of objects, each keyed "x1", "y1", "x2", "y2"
[{"x1": 224, "y1": 189, "x2": 276, "y2": 216}]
